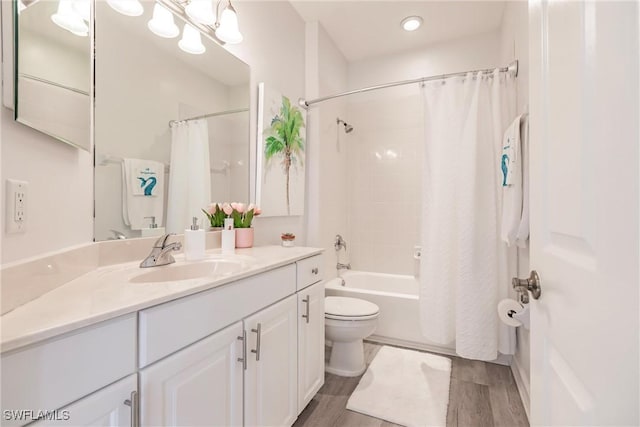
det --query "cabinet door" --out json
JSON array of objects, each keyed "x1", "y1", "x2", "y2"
[
  {"x1": 297, "y1": 281, "x2": 325, "y2": 413},
  {"x1": 245, "y1": 295, "x2": 298, "y2": 427},
  {"x1": 140, "y1": 321, "x2": 243, "y2": 427},
  {"x1": 30, "y1": 375, "x2": 137, "y2": 427}
]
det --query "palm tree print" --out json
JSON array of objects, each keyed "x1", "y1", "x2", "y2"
[{"x1": 264, "y1": 96, "x2": 305, "y2": 215}]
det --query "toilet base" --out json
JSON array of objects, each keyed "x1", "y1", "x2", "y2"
[{"x1": 326, "y1": 340, "x2": 366, "y2": 377}]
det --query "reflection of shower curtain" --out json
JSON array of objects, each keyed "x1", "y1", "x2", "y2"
[
  {"x1": 419, "y1": 70, "x2": 515, "y2": 360},
  {"x1": 166, "y1": 119, "x2": 211, "y2": 233}
]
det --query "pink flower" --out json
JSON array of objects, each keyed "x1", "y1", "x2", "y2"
[
  {"x1": 206, "y1": 203, "x2": 217, "y2": 215},
  {"x1": 222, "y1": 202, "x2": 233, "y2": 216},
  {"x1": 234, "y1": 203, "x2": 246, "y2": 214},
  {"x1": 254, "y1": 206, "x2": 262, "y2": 216}
]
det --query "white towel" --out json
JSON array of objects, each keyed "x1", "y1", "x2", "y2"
[
  {"x1": 515, "y1": 115, "x2": 530, "y2": 248},
  {"x1": 501, "y1": 115, "x2": 523, "y2": 246},
  {"x1": 501, "y1": 115, "x2": 519, "y2": 186},
  {"x1": 122, "y1": 158, "x2": 165, "y2": 230}
]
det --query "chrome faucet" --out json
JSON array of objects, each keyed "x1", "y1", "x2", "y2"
[
  {"x1": 140, "y1": 234, "x2": 182, "y2": 268},
  {"x1": 337, "y1": 262, "x2": 351, "y2": 271}
]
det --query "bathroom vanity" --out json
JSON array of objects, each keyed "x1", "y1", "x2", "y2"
[{"x1": 1, "y1": 246, "x2": 325, "y2": 427}]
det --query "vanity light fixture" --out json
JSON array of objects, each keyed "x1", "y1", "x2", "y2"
[
  {"x1": 51, "y1": 0, "x2": 89, "y2": 36},
  {"x1": 401, "y1": 15, "x2": 423, "y2": 32},
  {"x1": 178, "y1": 23, "x2": 206, "y2": 54},
  {"x1": 214, "y1": 0, "x2": 242, "y2": 44},
  {"x1": 72, "y1": 0, "x2": 90, "y2": 23},
  {"x1": 106, "y1": 0, "x2": 144, "y2": 17},
  {"x1": 185, "y1": 0, "x2": 216, "y2": 26},
  {"x1": 148, "y1": 3, "x2": 180, "y2": 38}
]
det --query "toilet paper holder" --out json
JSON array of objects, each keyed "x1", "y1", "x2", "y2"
[{"x1": 512, "y1": 270, "x2": 542, "y2": 304}]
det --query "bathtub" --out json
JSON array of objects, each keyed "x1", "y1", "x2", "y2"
[{"x1": 325, "y1": 270, "x2": 455, "y2": 354}]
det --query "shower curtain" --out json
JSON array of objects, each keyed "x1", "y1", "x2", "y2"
[
  {"x1": 419, "y1": 70, "x2": 516, "y2": 361},
  {"x1": 166, "y1": 119, "x2": 211, "y2": 233}
]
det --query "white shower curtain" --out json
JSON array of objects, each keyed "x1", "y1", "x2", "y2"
[
  {"x1": 419, "y1": 70, "x2": 516, "y2": 361},
  {"x1": 166, "y1": 119, "x2": 211, "y2": 233}
]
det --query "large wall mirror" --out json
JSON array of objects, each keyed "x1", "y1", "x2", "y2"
[
  {"x1": 14, "y1": 0, "x2": 92, "y2": 151},
  {"x1": 93, "y1": 0, "x2": 250, "y2": 241}
]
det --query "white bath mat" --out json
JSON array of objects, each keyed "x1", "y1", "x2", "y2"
[{"x1": 346, "y1": 346, "x2": 452, "y2": 427}]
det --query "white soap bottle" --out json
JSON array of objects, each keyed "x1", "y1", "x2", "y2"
[
  {"x1": 184, "y1": 217, "x2": 205, "y2": 261},
  {"x1": 221, "y1": 218, "x2": 235, "y2": 253}
]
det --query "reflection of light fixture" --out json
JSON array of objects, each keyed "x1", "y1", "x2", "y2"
[
  {"x1": 72, "y1": 0, "x2": 90, "y2": 22},
  {"x1": 214, "y1": 0, "x2": 242, "y2": 44},
  {"x1": 148, "y1": 4, "x2": 179, "y2": 38},
  {"x1": 179, "y1": 23, "x2": 206, "y2": 54},
  {"x1": 51, "y1": 0, "x2": 89, "y2": 36},
  {"x1": 186, "y1": 0, "x2": 215, "y2": 26},
  {"x1": 401, "y1": 16, "x2": 423, "y2": 32},
  {"x1": 106, "y1": 0, "x2": 143, "y2": 17}
]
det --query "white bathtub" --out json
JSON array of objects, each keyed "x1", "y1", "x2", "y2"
[{"x1": 325, "y1": 270, "x2": 454, "y2": 354}]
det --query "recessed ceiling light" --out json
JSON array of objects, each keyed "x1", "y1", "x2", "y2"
[{"x1": 401, "y1": 16, "x2": 423, "y2": 32}]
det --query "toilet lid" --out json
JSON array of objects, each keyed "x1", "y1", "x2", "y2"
[{"x1": 325, "y1": 296, "x2": 379, "y2": 319}]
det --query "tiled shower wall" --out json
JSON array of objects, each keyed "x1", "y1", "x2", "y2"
[{"x1": 346, "y1": 90, "x2": 423, "y2": 275}]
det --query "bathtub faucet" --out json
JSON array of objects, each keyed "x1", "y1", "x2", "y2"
[{"x1": 337, "y1": 262, "x2": 351, "y2": 271}]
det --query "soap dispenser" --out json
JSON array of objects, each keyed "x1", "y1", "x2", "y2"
[
  {"x1": 184, "y1": 217, "x2": 205, "y2": 261},
  {"x1": 221, "y1": 217, "x2": 235, "y2": 253}
]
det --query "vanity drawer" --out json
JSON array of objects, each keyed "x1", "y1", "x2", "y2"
[
  {"x1": 1, "y1": 314, "x2": 136, "y2": 427},
  {"x1": 139, "y1": 264, "x2": 296, "y2": 367},
  {"x1": 296, "y1": 254, "x2": 324, "y2": 291}
]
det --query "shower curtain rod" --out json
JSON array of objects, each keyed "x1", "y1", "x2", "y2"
[
  {"x1": 299, "y1": 60, "x2": 518, "y2": 109},
  {"x1": 168, "y1": 107, "x2": 249, "y2": 127}
]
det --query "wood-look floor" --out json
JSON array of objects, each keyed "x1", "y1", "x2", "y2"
[{"x1": 294, "y1": 342, "x2": 529, "y2": 427}]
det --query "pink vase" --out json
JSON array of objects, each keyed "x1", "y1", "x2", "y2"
[{"x1": 235, "y1": 228, "x2": 254, "y2": 248}]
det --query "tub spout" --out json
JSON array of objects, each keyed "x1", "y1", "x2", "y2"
[{"x1": 337, "y1": 262, "x2": 351, "y2": 271}]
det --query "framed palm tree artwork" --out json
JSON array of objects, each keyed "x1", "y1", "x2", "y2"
[{"x1": 256, "y1": 82, "x2": 306, "y2": 217}]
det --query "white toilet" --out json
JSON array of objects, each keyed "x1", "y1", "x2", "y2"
[{"x1": 325, "y1": 296, "x2": 380, "y2": 377}]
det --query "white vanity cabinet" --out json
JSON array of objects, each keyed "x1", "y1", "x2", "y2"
[
  {"x1": 297, "y1": 280, "x2": 326, "y2": 412},
  {"x1": 31, "y1": 375, "x2": 138, "y2": 427},
  {"x1": 244, "y1": 295, "x2": 299, "y2": 427},
  {"x1": 139, "y1": 322, "x2": 244, "y2": 427}
]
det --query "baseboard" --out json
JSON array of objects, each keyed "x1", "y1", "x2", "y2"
[
  {"x1": 510, "y1": 357, "x2": 531, "y2": 421},
  {"x1": 366, "y1": 335, "x2": 512, "y2": 366}
]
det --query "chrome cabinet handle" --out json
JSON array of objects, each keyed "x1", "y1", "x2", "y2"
[
  {"x1": 512, "y1": 270, "x2": 542, "y2": 303},
  {"x1": 311, "y1": 267, "x2": 319, "y2": 275},
  {"x1": 123, "y1": 390, "x2": 139, "y2": 427},
  {"x1": 251, "y1": 323, "x2": 262, "y2": 361},
  {"x1": 237, "y1": 330, "x2": 247, "y2": 370},
  {"x1": 302, "y1": 295, "x2": 310, "y2": 324}
]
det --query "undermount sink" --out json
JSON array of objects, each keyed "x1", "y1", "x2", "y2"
[{"x1": 130, "y1": 258, "x2": 247, "y2": 283}]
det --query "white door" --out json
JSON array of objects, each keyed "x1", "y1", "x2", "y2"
[
  {"x1": 529, "y1": 1, "x2": 639, "y2": 425},
  {"x1": 297, "y1": 281, "x2": 326, "y2": 413},
  {"x1": 31, "y1": 375, "x2": 137, "y2": 427},
  {"x1": 245, "y1": 295, "x2": 298, "y2": 427},
  {"x1": 140, "y1": 321, "x2": 244, "y2": 427}
]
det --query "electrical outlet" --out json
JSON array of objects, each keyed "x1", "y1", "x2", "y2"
[{"x1": 6, "y1": 179, "x2": 28, "y2": 233}]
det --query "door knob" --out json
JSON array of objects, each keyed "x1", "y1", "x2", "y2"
[{"x1": 512, "y1": 270, "x2": 542, "y2": 302}]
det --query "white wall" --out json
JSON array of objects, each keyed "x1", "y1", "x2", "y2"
[
  {"x1": 1, "y1": 1, "x2": 306, "y2": 264},
  {"x1": 305, "y1": 22, "x2": 349, "y2": 275},
  {"x1": 345, "y1": 31, "x2": 502, "y2": 275},
  {"x1": 224, "y1": 1, "x2": 307, "y2": 246},
  {"x1": 500, "y1": 0, "x2": 531, "y2": 416}
]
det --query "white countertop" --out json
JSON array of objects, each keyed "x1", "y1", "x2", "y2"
[{"x1": 1, "y1": 246, "x2": 322, "y2": 353}]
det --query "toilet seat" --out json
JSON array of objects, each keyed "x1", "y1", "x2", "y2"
[{"x1": 325, "y1": 296, "x2": 379, "y2": 321}]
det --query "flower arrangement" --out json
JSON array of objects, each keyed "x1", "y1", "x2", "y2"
[
  {"x1": 203, "y1": 202, "x2": 261, "y2": 229},
  {"x1": 231, "y1": 203, "x2": 261, "y2": 228}
]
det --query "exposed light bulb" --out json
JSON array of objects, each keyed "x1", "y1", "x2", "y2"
[
  {"x1": 148, "y1": 3, "x2": 179, "y2": 38},
  {"x1": 72, "y1": 0, "x2": 90, "y2": 22}
]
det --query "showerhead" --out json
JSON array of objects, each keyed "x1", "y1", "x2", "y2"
[{"x1": 337, "y1": 118, "x2": 354, "y2": 134}]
